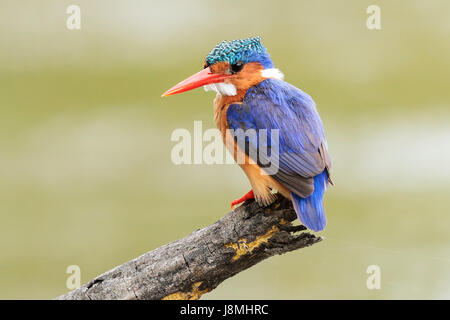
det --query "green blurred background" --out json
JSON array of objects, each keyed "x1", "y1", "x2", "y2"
[{"x1": 1, "y1": 0, "x2": 450, "y2": 299}]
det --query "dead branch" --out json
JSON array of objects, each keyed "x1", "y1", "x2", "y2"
[{"x1": 57, "y1": 195, "x2": 322, "y2": 300}]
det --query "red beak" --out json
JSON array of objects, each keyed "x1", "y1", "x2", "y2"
[{"x1": 161, "y1": 68, "x2": 232, "y2": 97}]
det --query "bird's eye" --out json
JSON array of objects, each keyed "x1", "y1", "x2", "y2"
[
  {"x1": 230, "y1": 61, "x2": 244, "y2": 73},
  {"x1": 204, "y1": 62, "x2": 210, "y2": 69}
]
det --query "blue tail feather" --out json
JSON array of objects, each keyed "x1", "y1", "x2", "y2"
[{"x1": 291, "y1": 170, "x2": 328, "y2": 232}]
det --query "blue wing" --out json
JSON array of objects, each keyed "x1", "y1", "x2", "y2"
[
  {"x1": 227, "y1": 79, "x2": 331, "y2": 197},
  {"x1": 226, "y1": 79, "x2": 331, "y2": 231}
]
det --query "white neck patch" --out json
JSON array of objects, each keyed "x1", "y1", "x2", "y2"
[
  {"x1": 204, "y1": 82, "x2": 237, "y2": 96},
  {"x1": 261, "y1": 68, "x2": 284, "y2": 80}
]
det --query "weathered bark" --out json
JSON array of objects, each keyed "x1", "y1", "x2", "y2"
[{"x1": 57, "y1": 195, "x2": 322, "y2": 300}]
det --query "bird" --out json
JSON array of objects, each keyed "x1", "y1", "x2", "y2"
[{"x1": 162, "y1": 37, "x2": 332, "y2": 232}]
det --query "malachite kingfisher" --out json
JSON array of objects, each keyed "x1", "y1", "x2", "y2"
[{"x1": 162, "y1": 37, "x2": 332, "y2": 232}]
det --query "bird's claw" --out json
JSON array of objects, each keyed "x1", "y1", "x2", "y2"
[{"x1": 231, "y1": 190, "x2": 255, "y2": 210}]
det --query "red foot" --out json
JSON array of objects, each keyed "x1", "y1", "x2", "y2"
[{"x1": 231, "y1": 190, "x2": 255, "y2": 210}]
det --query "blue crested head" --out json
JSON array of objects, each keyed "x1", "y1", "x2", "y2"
[
  {"x1": 205, "y1": 37, "x2": 274, "y2": 69},
  {"x1": 161, "y1": 36, "x2": 283, "y2": 98}
]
